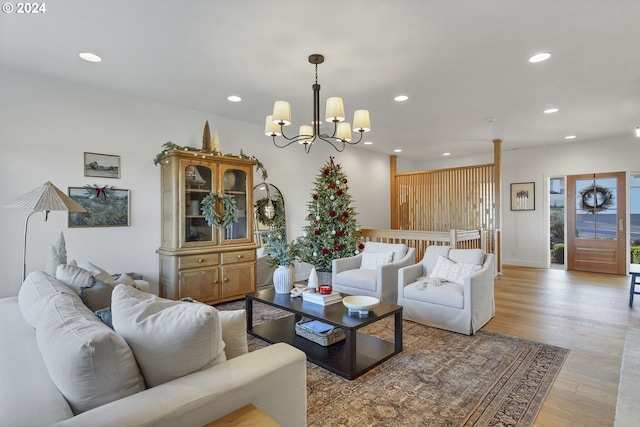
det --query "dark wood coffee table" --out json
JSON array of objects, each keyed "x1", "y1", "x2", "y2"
[{"x1": 246, "y1": 289, "x2": 402, "y2": 380}]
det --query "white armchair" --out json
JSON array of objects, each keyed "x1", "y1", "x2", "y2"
[
  {"x1": 332, "y1": 242, "x2": 416, "y2": 304},
  {"x1": 397, "y1": 245, "x2": 495, "y2": 335}
]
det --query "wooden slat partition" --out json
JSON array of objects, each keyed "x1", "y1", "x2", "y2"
[
  {"x1": 391, "y1": 163, "x2": 496, "y2": 256},
  {"x1": 360, "y1": 228, "x2": 484, "y2": 262}
]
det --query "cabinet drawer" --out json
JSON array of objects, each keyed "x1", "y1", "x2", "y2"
[
  {"x1": 221, "y1": 249, "x2": 255, "y2": 265},
  {"x1": 179, "y1": 253, "x2": 219, "y2": 269}
]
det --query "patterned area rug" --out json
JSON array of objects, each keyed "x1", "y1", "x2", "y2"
[{"x1": 216, "y1": 300, "x2": 568, "y2": 427}]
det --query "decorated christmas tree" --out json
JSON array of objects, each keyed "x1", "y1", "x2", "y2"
[{"x1": 298, "y1": 157, "x2": 363, "y2": 271}]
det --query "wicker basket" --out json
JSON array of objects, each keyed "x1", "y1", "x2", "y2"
[{"x1": 295, "y1": 318, "x2": 345, "y2": 346}]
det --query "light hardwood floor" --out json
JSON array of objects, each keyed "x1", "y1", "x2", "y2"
[{"x1": 485, "y1": 266, "x2": 639, "y2": 427}]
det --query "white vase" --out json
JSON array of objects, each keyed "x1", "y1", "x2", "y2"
[{"x1": 273, "y1": 265, "x2": 294, "y2": 294}]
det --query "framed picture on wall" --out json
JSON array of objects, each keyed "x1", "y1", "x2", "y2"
[
  {"x1": 84, "y1": 152, "x2": 121, "y2": 178},
  {"x1": 511, "y1": 182, "x2": 535, "y2": 211},
  {"x1": 68, "y1": 186, "x2": 130, "y2": 227}
]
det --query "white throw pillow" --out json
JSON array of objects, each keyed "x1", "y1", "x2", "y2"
[
  {"x1": 36, "y1": 293, "x2": 144, "y2": 414},
  {"x1": 218, "y1": 309, "x2": 248, "y2": 359},
  {"x1": 360, "y1": 251, "x2": 394, "y2": 270},
  {"x1": 428, "y1": 256, "x2": 482, "y2": 285},
  {"x1": 111, "y1": 285, "x2": 226, "y2": 388},
  {"x1": 55, "y1": 264, "x2": 95, "y2": 293},
  {"x1": 79, "y1": 261, "x2": 117, "y2": 285},
  {"x1": 18, "y1": 270, "x2": 80, "y2": 327}
]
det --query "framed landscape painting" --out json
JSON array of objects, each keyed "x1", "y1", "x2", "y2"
[
  {"x1": 68, "y1": 186, "x2": 130, "y2": 227},
  {"x1": 84, "y1": 152, "x2": 120, "y2": 178}
]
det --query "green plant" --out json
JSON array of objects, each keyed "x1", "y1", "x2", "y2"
[
  {"x1": 263, "y1": 231, "x2": 299, "y2": 267},
  {"x1": 551, "y1": 243, "x2": 565, "y2": 264},
  {"x1": 631, "y1": 246, "x2": 640, "y2": 264}
]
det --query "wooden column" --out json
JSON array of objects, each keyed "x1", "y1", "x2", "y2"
[
  {"x1": 493, "y1": 139, "x2": 502, "y2": 274},
  {"x1": 390, "y1": 155, "x2": 397, "y2": 229}
]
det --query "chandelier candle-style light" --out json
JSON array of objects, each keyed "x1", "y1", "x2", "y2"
[{"x1": 265, "y1": 54, "x2": 371, "y2": 153}]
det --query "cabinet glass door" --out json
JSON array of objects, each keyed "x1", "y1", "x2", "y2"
[
  {"x1": 222, "y1": 167, "x2": 248, "y2": 242},
  {"x1": 184, "y1": 164, "x2": 215, "y2": 244}
]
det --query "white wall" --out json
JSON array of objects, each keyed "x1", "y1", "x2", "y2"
[
  {"x1": 418, "y1": 137, "x2": 640, "y2": 268},
  {"x1": 0, "y1": 68, "x2": 392, "y2": 297}
]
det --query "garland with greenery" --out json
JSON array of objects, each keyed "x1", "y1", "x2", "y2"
[
  {"x1": 201, "y1": 192, "x2": 238, "y2": 229},
  {"x1": 153, "y1": 142, "x2": 268, "y2": 181}
]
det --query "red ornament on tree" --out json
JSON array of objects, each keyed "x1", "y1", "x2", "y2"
[
  {"x1": 336, "y1": 230, "x2": 344, "y2": 237},
  {"x1": 343, "y1": 212, "x2": 349, "y2": 218},
  {"x1": 329, "y1": 210, "x2": 336, "y2": 217},
  {"x1": 314, "y1": 229, "x2": 321, "y2": 235},
  {"x1": 334, "y1": 244, "x2": 341, "y2": 251},
  {"x1": 324, "y1": 169, "x2": 330, "y2": 175},
  {"x1": 322, "y1": 248, "x2": 329, "y2": 254},
  {"x1": 313, "y1": 194, "x2": 318, "y2": 200},
  {"x1": 358, "y1": 243, "x2": 365, "y2": 250},
  {"x1": 329, "y1": 183, "x2": 336, "y2": 189},
  {"x1": 336, "y1": 189, "x2": 343, "y2": 196}
]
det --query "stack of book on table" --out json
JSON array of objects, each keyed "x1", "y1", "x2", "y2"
[{"x1": 302, "y1": 291, "x2": 343, "y2": 306}]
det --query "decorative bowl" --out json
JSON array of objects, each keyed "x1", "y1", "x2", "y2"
[{"x1": 342, "y1": 296, "x2": 380, "y2": 315}]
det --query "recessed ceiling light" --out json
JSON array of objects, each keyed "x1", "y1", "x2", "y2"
[
  {"x1": 79, "y1": 52, "x2": 102, "y2": 63},
  {"x1": 544, "y1": 108, "x2": 559, "y2": 114},
  {"x1": 529, "y1": 52, "x2": 551, "y2": 63},
  {"x1": 363, "y1": 141, "x2": 373, "y2": 145},
  {"x1": 227, "y1": 95, "x2": 242, "y2": 102},
  {"x1": 564, "y1": 135, "x2": 576, "y2": 140},
  {"x1": 393, "y1": 149, "x2": 402, "y2": 153},
  {"x1": 443, "y1": 152, "x2": 451, "y2": 156},
  {"x1": 394, "y1": 95, "x2": 408, "y2": 102}
]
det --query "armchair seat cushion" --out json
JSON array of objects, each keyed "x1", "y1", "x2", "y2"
[
  {"x1": 334, "y1": 269, "x2": 377, "y2": 292},
  {"x1": 403, "y1": 281, "x2": 464, "y2": 309}
]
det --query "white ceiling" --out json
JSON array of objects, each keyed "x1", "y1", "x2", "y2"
[{"x1": 1, "y1": 0, "x2": 640, "y2": 160}]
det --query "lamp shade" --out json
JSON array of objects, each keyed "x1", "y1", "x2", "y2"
[
  {"x1": 337, "y1": 122, "x2": 352, "y2": 142},
  {"x1": 353, "y1": 110, "x2": 371, "y2": 132},
  {"x1": 265, "y1": 115, "x2": 282, "y2": 136},
  {"x1": 272, "y1": 101, "x2": 291, "y2": 126},
  {"x1": 325, "y1": 97, "x2": 345, "y2": 123},
  {"x1": 298, "y1": 125, "x2": 313, "y2": 145},
  {"x1": 3, "y1": 181, "x2": 86, "y2": 212}
]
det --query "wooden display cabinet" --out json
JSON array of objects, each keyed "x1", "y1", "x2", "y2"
[{"x1": 157, "y1": 150, "x2": 257, "y2": 304}]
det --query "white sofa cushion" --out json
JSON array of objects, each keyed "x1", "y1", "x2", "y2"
[
  {"x1": 360, "y1": 251, "x2": 393, "y2": 270},
  {"x1": 363, "y1": 241, "x2": 407, "y2": 262},
  {"x1": 334, "y1": 268, "x2": 377, "y2": 291},
  {"x1": 18, "y1": 270, "x2": 81, "y2": 327},
  {"x1": 429, "y1": 255, "x2": 482, "y2": 285},
  {"x1": 404, "y1": 280, "x2": 464, "y2": 309},
  {"x1": 111, "y1": 285, "x2": 226, "y2": 388},
  {"x1": 449, "y1": 248, "x2": 484, "y2": 266},
  {"x1": 218, "y1": 309, "x2": 248, "y2": 359},
  {"x1": 36, "y1": 293, "x2": 145, "y2": 415}
]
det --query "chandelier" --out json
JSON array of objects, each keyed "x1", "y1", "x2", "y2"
[{"x1": 265, "y1": 54, "x2": 371, "y2": 153}]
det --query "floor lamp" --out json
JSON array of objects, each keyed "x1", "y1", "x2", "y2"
[{"x1": 3, "y1": 181, "x2": 87, "y2": 282}]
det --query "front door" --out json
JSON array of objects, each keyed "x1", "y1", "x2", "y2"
[{"x1": 567, "y1": 172, "x2": 626, "y2": 274}]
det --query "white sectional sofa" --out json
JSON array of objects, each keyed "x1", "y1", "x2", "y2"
[{"x1": 0, "y1": 270, "x2": 307, "y2": 427}]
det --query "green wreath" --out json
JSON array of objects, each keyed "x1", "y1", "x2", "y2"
[
  {"x1": 201, "y1": 192, "x2": 238, "y2": 229},
  {"x1": 579, "y1": 184, "x2": 613, "y2": 213},
  {"x1": 255, "y1": 195, "x2": 285, "y2": 227}
]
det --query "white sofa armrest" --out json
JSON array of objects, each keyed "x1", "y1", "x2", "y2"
[
  {"x1": 398, "y1": 263, "x2": 425, "y2": 287},
  {"x1": 377, "y1": 247, "x2": 416, "y2": 303},
  {"x1": 55, "y1": 343, "x2": 307, "y2": 427},
  {"x1": 332, "y1": 253, "x2": 363, "y2": 277},
  {"x1": 463, "y1": 253, "x2": 496, "y2": 331}
]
